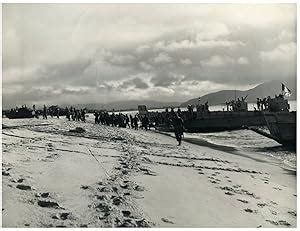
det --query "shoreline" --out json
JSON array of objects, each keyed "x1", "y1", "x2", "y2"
[{"x1": 154, "y1": 129, "x2": 296, "y2": 172}]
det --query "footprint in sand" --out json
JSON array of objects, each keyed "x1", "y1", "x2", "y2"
[
  {"x1": 17, "y1": 178, "x2": 25, "y2": 183},
  {"x1": 225, "y1": 191, "x2": 234, "y2": 196},
  {"x1": 288, "y1": 210, "x2": 296, "y2": 217},
  {"x1": 35, "y1": 192, "x2": 50, "y2": 198},
  {"x1": 2, "y1": 171, "x2": 10, "y2": 176},
  {"x1": 80, "y1": 185, "x2": 89, "y2": 190},
  {"x1": 161, "y1": 217, "x2": 174, "y2": 224},
  {"x1": 95, "y1": 202, "x2": 111, "y2": 214},
  {"x1": 209, "y1": 180, "x2": 218, "y2": 184},
  {"x1": 16, "y1": 184, "x2": 32, "y2": 191},
  {"x1": 270, "y1": 200, "x2": 277, "y2": 205},
  {"x1": 270, "y1": 210, "x2": 278, "y2": 215},
  {"x1": 257, "y1": 203, "x2": 267, "y2": 208},
  {"x1": 51, "y1": 212, "x2": 71, "y2": 220},
  {"x1": 112, "y1": 196, "x2": 122, "y2": 206},
  {"x1": 37, "y1": 200, "x2": 61, "y2": 209},
  {"x1": 237, "y1": 199, "x2": 249, "y2": 204},
  {"x1": 133, "y1": 185, "x2": 145, "y2": 192},
  {"x1": 273, "y1": 187, "x2": 282, "y2": 191},
  {"x1": 122, "y1": 210, "x2": 131, "y2": 217},
  {"x1": 116, "y1": 218, "x2": 138, "y2": 227},
  {"x1": 244, "y1": 208, "x2": 257, "y2": 213},
  {"x1": 120, "y1": 182, "x2": 129, "y2": 189},
  {"x1": 266, "y1": 219, "x2": 291, "y2": 227},
  {"x1": 233, "y1": 185, "x2": 241, "y2": 189}
]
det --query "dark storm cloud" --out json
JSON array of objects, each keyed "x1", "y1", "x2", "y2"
[
  {"x1": 39, "y1": 58, "x2": 92, "y2": 83},
  {"x1": 151, "y1": 71, "x2": 185, "y2": 87},
  {"x1": 120, "y1": 77, "x2": 149, "y2": 89}
]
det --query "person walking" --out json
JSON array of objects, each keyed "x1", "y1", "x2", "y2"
[
  {"x1": 133, "y1": 115, "x2": 139, "y2": 130},
  {"x1": 172, "y1": 114, "x2": 184, "y2": 146},
  {"x1": 43, "y1": 105, "x2": 47, "y2": 119}
]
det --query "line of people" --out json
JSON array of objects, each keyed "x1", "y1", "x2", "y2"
[
  {"x1": 40, "y1": 104, "x2": 184, "y2": 145},
  {"x1": 65, "y1": 107, "x2": 86, "y2": 122},
  {"x1": 93, "y1": 111, "x2": 151, "y2": 131}
]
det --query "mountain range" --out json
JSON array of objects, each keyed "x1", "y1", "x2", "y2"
[{"x1": 180, "y1": 79, "x2": 296, "y2": 107}]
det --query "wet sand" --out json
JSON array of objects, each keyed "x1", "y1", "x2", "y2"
[{"x1": 2, "y1": 118, "x2": 297, "y2": 227}]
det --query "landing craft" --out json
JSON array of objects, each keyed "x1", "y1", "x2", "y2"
[
  {"x1": 5, "y1": 107, "x2": 35, "y2": 119},
  {"x1": 245, "y1": 90, "x2": 296, "y2": 147}
]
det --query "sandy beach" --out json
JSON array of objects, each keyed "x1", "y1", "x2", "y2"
[{"x1": 2, "y1": 117, "x2": 296, "y2": 228}]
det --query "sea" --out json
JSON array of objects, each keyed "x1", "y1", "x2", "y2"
[{"x1": 108, "y1": 100, "x2": 297, "y2": 171}]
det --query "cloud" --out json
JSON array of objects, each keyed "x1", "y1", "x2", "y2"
[
  {"x1": 135, "y1": 44, "x2": 151, "y2": 54},
  {"x1": 200, "y1": 55, "x2": 235, "y2": 68},
  {"x1": 180, "y1": 58, "x2": 192, "y2": 65},
  {"x1": 139, "y1": 61, "x2": 153, "y2": 70},
  {"x1": 153, "y1": 52, "x2": 172, "y2": 64},
  {"x1": 151, "y1": 72, "x2": 185, "y2": 87},
  {"x1": 155, "y1": 39, "x2": 245, "y2": 52},
  {"x1": 259, "y1": 42, "x2": 296, "y2": 63},
  {"x1": 237, "y1": 57, "x2": 249, "y2": 65},
  {"x1": 2, "y1": 4, "x2": 296, "y2": 108},
  {"x1": 106, "y1": 54, "x2": 136, "y2": 65},
  {"x1": 120, "y1": 77, "x2": 149, "y2": 89}
]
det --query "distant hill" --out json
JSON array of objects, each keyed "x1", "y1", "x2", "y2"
[
  {"x1": 181, "y1": 79, "x2": 296, "y2": 107},
  {"x1": 68, "y1": 100, "x2": 181, "y2": 111}
]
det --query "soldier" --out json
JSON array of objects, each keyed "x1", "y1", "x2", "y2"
[
  {"x1": 81, "y1": 109, "x2": 86, "y2": 122},
  {"x1": 130, "y1": 114, "x2": 134, "y2": 128},
  {"x1": 43, "y1": 105, "x2": 47, "y2": 119},
  {"x1": 256, "y1": 98, "x2": 261, "y2": 111},
  {"x1": 142, "y1": 115, "x2": 149, "y2": 131},
  {"x1": 225, "y1": 102, "x2": 229, "y2": 111},
  {"x1": 204, "y1": 101, "x2": 209, "y2": 111},
  {"x1": 94, "y1": 111, "x2": 99, "y2": 124},
  {"x1": 66, "y1": 107, "x2": 70, "y2": 121},
  {"x1": 133, "y1": 115, "x2": 139, "y2": 130},
  {"x1": 125, "y1": 114, "x2": 130, "y2": 128},
  {"x1": 172, "y1": 114, "x2": 184, "y2": 146},
  {"x1": 56, "y1": 107, "x2": 60, "y2": 119},
  {"x1": 32, "y1": 104, "x2": 37, "y2": 118}
]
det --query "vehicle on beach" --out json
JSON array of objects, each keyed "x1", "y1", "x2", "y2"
[
  {"x1": 5, "y1": 107, "x2": 35, "y2": 119},
  {"x1": 143, "y1": 98, "x2": 268, "y2": 132},
  {"x1": 246, "y1": 111, "x2": 296, "y2": 146},
  {"x1": 243, "y1": 87, "x2": 296, "y2": 146}
]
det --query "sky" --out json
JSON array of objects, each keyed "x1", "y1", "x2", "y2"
[{"x1": 2, "y1": 3, "x2": 297, "y2": 108}]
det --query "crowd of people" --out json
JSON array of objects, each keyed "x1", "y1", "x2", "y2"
[
  {"x1": 93, "y1": 111, "x2": 143, "y2": 130},
  {"x1": 13, "y1": 104, "x2": 185, "y2": 146},
  {"x1": 256, "y1": 94, "x2": 289, "y2": 112}
]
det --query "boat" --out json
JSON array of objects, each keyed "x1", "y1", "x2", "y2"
[
  {"x1": 5, "y1": 107, "x2": 34, "y2": 119},
  {"x1": 145, "y1": 98, "x2": 268, "y2": 132},
  {"x1": 182, "y1": 110, "x2": 267, "y2": 132},
  {"x1": 246, "y1": 111, "x2": 296, "y2": 146}
]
